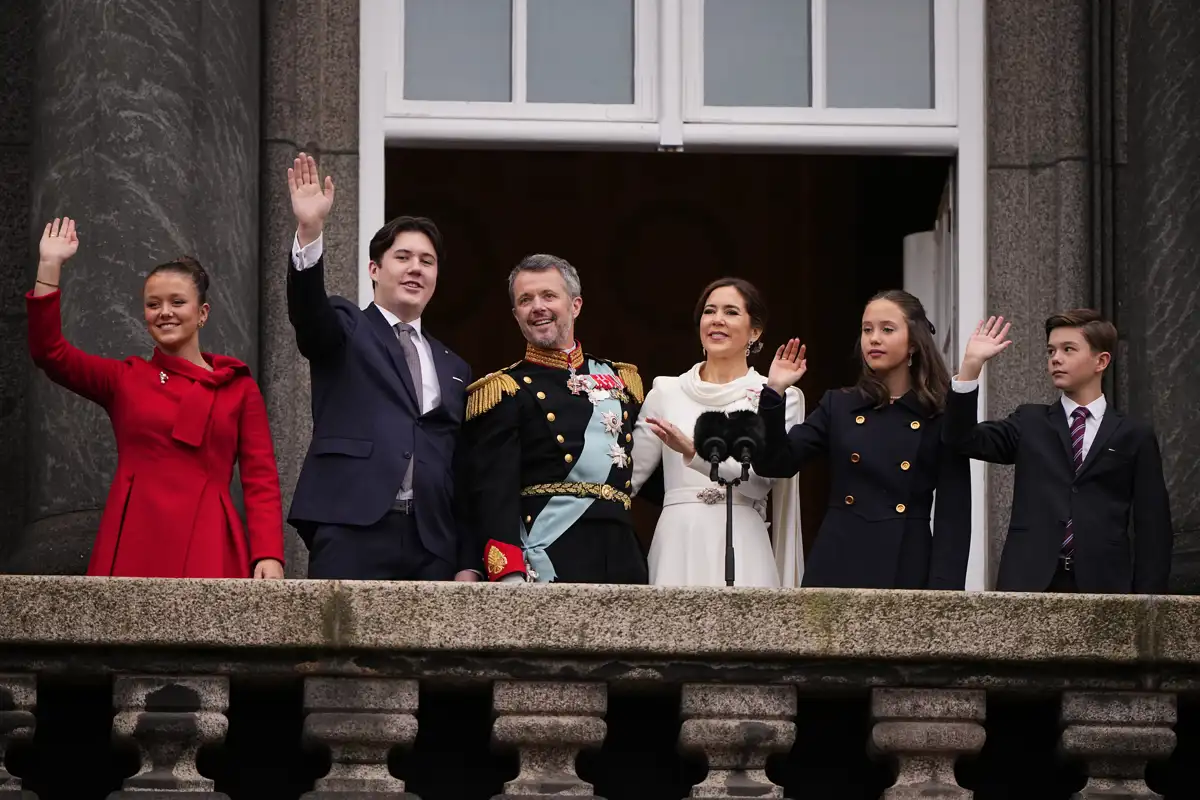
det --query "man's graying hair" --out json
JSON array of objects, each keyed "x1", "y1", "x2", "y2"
[{"x1": 507, "y1": 254, "x2": 582, "y2": 306}]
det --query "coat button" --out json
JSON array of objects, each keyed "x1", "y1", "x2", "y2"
[
  {"x1": 625, "y1": 433, "x2": 632, "y2": 442},
  {"x1": 896, "y1": 503, "x2": 906, "y2": 513},
  {"x1": 900, "y1": 460, "x2": 911, "y2": 470},
  {"x1": 556, "y1": 434, "x2": 565, "y2": 443},
  {"x1": 523, "y1": 376, "x2": 532, "y2": 384},
  {"x1": 845, "y1": 495, "x2": 855, "y2": 505},
  {"x1": 537, "y1": 391, "x2": 546, "y2": 399},
  {"x1": 546, "y1": 412, "x2": 556, "y2": 422},
  {"x1": 564, "y1": 454, "x2": 573, "y2": 463},
  {"x1": 525, "y1": 515, "x2": 532, "y2": 524},
  {"x1": 850, "y1": 452, "x2": 861, "y2": 463},
  {"x1": 910, "y1": 421, "x2": 921, "y2": 430},
  {"x1": 855, "y1": 415, "x2": 865, "y2": 424},
  {"x1": 404, "y1": 452, "x2": 412, "y2": 459},
  {"x1": 623, "y1": 411, "x2": 629, "y2": 420}
]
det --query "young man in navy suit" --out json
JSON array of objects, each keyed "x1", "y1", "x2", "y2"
[
  {"x1": 285, "y1": 153, "x2": 478, "y2": 581},
  {"x1": 945, "y1": 310, "x2": 1172, "y2": 593}
]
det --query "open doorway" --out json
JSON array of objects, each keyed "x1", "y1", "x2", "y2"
[{"x1": 384, "y1": 148, "x2": 953, "y2": 554}]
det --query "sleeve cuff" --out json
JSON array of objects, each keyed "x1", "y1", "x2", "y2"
[
  {"x1": 484, "y1": 539, "x2": 529, "y2": 582},
  {"x1": 758, "y1": 385, "x2": 785, "y2": 409},
  {"x1": 950, "y1": 378, "x2": 980, "y2": 393},
  {"x1": 292, "y1": 231, "x2": 325, "y2": 270}
]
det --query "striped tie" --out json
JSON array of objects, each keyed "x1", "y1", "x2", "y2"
[{"x1": 1062, "y1": 407, "x2": 1090, "y2": 555}]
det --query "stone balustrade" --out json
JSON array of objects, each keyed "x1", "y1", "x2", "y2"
[{"x1": 0, "y1": 576, "x2": 1198, "y2": 798}]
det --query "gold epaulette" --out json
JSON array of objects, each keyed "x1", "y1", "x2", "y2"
[
  {"x1": 466, "y1": 363, "x2": 521, "y2": 421},
  {"x1": 611, "y1": 361, "x2": 644, "y2": 403}
]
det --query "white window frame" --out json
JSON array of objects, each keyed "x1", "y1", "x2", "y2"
[
  {"x1": 680, "y1": 0, "x2": 958, "y2": 128},
  {"x1": 383, "y1": 0, "x2": 659, "y2": 123},
  {"x1": 360, "y1": 0, "x2": 990, "y2": 590}
]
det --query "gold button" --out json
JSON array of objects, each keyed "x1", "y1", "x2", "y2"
[
  {"x1": 910, "y1": 421, "x2": 921, "y2": 430},
  {"x1": 546, "y1": 413, "x2": 556, "y2": 422},
  {"x1": 855, "y1": 415, "x2": 865, "y2": 424},
  {"x1": 623, "y1": 411, "x2": 629, "y2": 420},
  {"x1": 564, "y1": 454, "x2": 573, "y2": 463},
  {"x1": 845, "y1": 495, "x2": 855, "y2": 505},
  {"x1": 556, "y1": 434, "x2": 565, "y2": 443},
  {"x1": 896, "y1": 503, "x2": 906, "y2": 513},
  {"x1": 523, "y1": 376, "x2": 532, "y2": 384},
  {"x1": 537, "y1": 391, "x2": 546, "y2": 400},
  {"x1": 525, "y1": 515, "x2": 532, "y2": 523},
  {"x1": 850, "y1": 452, "x2": 861, "y2": 463},
  {"x1": 625, "y1": 480, "x2": 631, "y2": 488},
  {"x1": 625, "y1": 433, "x2": 632, "y2": 442},
  {"x1": 900, "y1": 460, "x2": 911, "y2": 470}
]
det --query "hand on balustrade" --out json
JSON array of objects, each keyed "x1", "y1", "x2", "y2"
[{"x1": 253, "y1": 558, "x2": 284, "y2": 579}]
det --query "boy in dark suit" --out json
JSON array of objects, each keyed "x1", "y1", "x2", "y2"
[{"x1": 946, "y1": 310, "x2": 1172, "y2": 593}]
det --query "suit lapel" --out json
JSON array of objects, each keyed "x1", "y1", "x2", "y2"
[
  {"x1": 363, "y1": 304, "x2": 419, "y2": 408},
  {"x1": 424, "y1": 331, "x2": 456, "y2": 417},
  {"x1": 1047, "y1": 403, "x2": 1076, "y2": 468},
  {"x1": 1076, "y1": 411, "x2": 1125, "y2": 479}
]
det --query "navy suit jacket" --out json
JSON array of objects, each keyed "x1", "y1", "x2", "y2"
[{"x1": 285, "y1": 254, "x2": 474, "y2": 571}]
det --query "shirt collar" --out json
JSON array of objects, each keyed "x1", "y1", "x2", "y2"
[
  {"x1": 374, "y1": 303, "x2": 422, "y2": 339},
  {"x1": 1061, "y1": 393, "x2": 1106, "y2": 421}
]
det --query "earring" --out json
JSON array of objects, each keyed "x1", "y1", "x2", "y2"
[
  {"x1": 702, "y1": 347, "x2": 707, "y2": 358},
  {"x1": 908, "y1": 353, "x2": 913, "y2": 367},
  {"x1": 746, "y1": 340, "x2": 755, "y2": 357}
]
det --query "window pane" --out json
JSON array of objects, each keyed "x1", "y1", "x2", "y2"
[
  {"x1": 704, "y1": 0, "x2": 811, "y2": 108},
  {"x1": 528, "y1": 0, "x2": 634, "y2": 104},
  {"x1": 826, "y1": 0, "x2": 934, "y2": 108},
  {"x1": 404, "y1": 0, "x2": 512, "y2": 102}
]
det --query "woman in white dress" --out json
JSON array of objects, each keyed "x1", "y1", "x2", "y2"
[{"x1": 631, "y1": 278, "x2": 805, "y2": 587}]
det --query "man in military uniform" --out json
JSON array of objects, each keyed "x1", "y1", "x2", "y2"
[{"x1": 463, "y1": 254, "x2": 649, "y2": 584}]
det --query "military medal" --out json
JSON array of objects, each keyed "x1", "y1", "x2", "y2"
[
  {"x1": 601, "y1": 411, "x2": 621, "y2": 436},
  {"x1": 568, "y1": 373, "x2": 628, "y2": 405},
  {"x1": 608, "y1": 442, "x2": 630, "y2": 468}
]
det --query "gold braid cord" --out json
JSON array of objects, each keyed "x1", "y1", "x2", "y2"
[
  {"x1": 466, "y1": 365, "x2": 521, "y2": 421},
  {"x1": 611, "y1": 362, "x2": 644, "y2": 403}
]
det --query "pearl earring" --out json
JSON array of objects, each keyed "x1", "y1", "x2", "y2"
[{"x1": 908, "y1": 352, "x2": 913, "y2": 367}]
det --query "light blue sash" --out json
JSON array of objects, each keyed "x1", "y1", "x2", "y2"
[{"x1": 521, "y1": 360, "x2": 623, "y2": 582}]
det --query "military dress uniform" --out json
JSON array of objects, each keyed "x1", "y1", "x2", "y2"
[
  {"x1": 463, "y1": 343, "x2": 649, "y2": 584},
  {"x1": 754, "y1": 386, "x2": 972, "y2": 589}
]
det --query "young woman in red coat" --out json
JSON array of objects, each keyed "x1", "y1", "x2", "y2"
[{"x1": 27, "y1": 217, "x2": 286, "y2": 579}]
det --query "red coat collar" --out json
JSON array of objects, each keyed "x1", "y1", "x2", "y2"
[
  {"x1": 151, "y1": 348, "x2": 250, "y2": 386},
  {"x1": 151, "y1": 349, "x2": 251, "y2": 447}
]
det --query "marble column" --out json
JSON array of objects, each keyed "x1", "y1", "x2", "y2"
[
  {"x1": 301, "y1": 677, "x2": 419, "y2": 798},
  {"x1": 1125, "y1": 0, "x2": 1200, "y2": 593},
  {"x1": 678, "y1": 684, "x2": 795, "y2": 800},
  {"x1": 490, "y1": 681, "x2": 607, "y2": 800},
  {"x1": 260, "y1": 0, "x2": 361, "y2": 577},
  {"x1": 870, "y1": 688, "x2": 986, "y2": 800},
  {"x1": 109, "y1": 675, "x2": 229, "y2": 798},
  {"x1": 1059, "y1": 691, "x2": 1176, "y2": 799},
  {"x1": 0, "y1": 675, "x2": 36, "y2": 799},
  {"x1": 8, "y1": 0, "x2": 261, "y2": 575}
]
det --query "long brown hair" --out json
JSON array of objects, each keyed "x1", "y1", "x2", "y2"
[{"x1": 854, "y1": 289, "x2": 949, "y2": 413}]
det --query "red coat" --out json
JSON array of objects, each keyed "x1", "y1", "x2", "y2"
[{"x1": 26, "y1": 290, "x2": 285, "y2": 578}]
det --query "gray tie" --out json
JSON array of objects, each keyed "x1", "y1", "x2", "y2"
[{"x1": 395, "y1": 323, "x2": 423, "y2": 492}]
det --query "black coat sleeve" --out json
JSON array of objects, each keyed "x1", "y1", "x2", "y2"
[
  {"x1": 286, "y1": 254, "x2": 349, "y2": 363},
  {"x1": 463, "y1": 393, "x2": 524, "y2": 555},
  {"x1": 1132, "y1": 426, "x2": 1173, "y2": 593},
  {"x1": 942, "y1": 387, "x2": 1022, "y2": 464},
  {"x1": 928, "y1": 435, "x2": 973, "y2": 590},
  {"x1": 753, "y1": 387, "x2": 831, "y2": 478}
]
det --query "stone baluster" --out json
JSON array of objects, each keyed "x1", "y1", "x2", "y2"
[
  {"x1": 678, "y1": 684, "x2": 795, "y2": 800},
  {"x1": 0, "y1": 675, "x2": 36, "y2": 800},
  {"x1": 109, "y1": 675, "x2": 229, "y2": 799},
  {"x1": 1059, "y1": 691, "x2": 1176, "y2": 800},
  {"x1": 301, "y1": 677, "x2": 419, "y2": 799},
  {"x1": 870, "y1": 688, "x2": 986, "y2": 799},
  {"x1": 491, "y1": 681, "x2": 607, "y2": 799}
]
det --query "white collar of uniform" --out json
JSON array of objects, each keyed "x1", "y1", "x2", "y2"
[
  {"x1": 374, "y1": 303, "x2": 422, "y2": 340},
  {"x1": 1061, "y1": 392, "x2": 1106, "y2": 422}
]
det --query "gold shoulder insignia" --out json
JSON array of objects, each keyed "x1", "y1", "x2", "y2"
[
  {"x1": 611, "y1": 361, "x2": 644, "y2": 403},
  {"x1": 466, "y1": 362, "x2": 521, "y2": 421}
]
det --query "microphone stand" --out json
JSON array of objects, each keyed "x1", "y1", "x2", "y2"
[{"x1": 715, "y1": 458, "x2": 753, "y2": 588}]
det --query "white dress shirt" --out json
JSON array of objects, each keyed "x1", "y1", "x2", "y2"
[{"x1": 950, "y1": 377, "x2": 1106, "y2": 461}]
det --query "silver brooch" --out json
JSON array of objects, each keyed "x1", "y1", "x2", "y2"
[
  {"x1": 697, "y1": 487, "x2": 723, "y2": 505},
  {"x1": 159, "y1": 371, "x2": 168, "y2": 384}
]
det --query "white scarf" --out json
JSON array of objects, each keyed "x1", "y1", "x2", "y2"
[{"x1": 677, "y1": 363, "x2": 806, "y2": 588}]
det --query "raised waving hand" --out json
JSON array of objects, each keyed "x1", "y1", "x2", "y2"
[
  {"x1": 33, "y1": 217, "x2": 79, "y2": 296},
  {"x1": 766, "y1": 339, "x2": 807, "y2": 395},
  {"x1": 957, "y1": 316, "x2": 1013, "y2": 381},
  {"x1": 289, "y1": 152, "x2": 335, "y2": 247}
]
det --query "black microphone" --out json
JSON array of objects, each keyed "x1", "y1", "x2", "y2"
[
  {"x1": 693, "y1": 411, "x2": 729, "y2": 482},
  {"x1": 726, "y1": 410, "x2": 765, "y2": 482}
]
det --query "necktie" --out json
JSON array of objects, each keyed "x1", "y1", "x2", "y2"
[
  {"x1": 395, "y1": 323, "x2": 424, "y2": 492},
  {"x1": 1062, "y1": 407, "x2": 1089, "y2": 555}
]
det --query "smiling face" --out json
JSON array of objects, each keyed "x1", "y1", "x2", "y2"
[
  {"x1": 860, "y1": 298, "x2": 911, "y2": 373},
  {"x1": 370, "y1": 230, "x2": 438, "y2": 321},
  {"x1": 512, "y1": 268, "x2": 581, "y2": 350},
  {"x1": 700, "y1": 285, "x2": 761, "y2": 359},
  {"x1": 143, "y1": 271, "x2": 208, "y2": 352},
  {"x1": 1047, "y1": 326, "x2": 1109, "y2": 392}
]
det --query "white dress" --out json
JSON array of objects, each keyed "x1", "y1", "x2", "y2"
[{"x1": 631, "y1": 364, "x2": 805, "y2": 588}]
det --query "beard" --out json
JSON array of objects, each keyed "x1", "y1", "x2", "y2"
[{"x1": 524, "y1": 314, "x2": 571, "y2": 348}]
